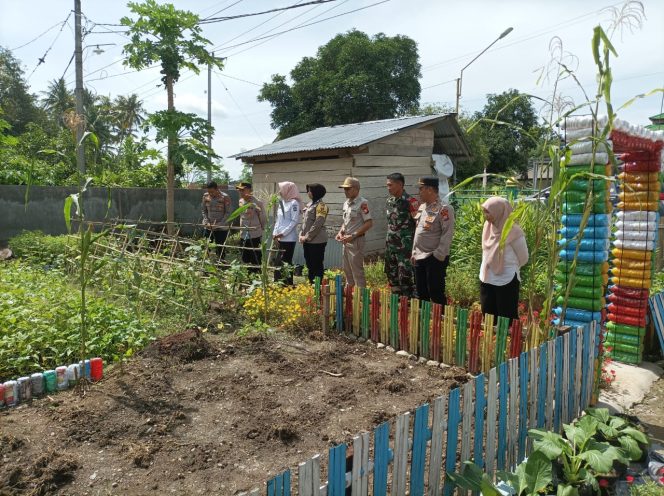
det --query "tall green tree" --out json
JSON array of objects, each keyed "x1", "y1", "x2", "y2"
[
  {"x1": 474, "y1": 89, "x2": 542, "y2": 175},
  {"x1": 113, "y1": 93, "x2": 145, "y2": 142},
  {"x1": 0, "y1": 47, "x2": 43, "y2": 134},
  {"x1": 259, "y1": 30, "x2": 421, "y2": 139},
  {"x1": 41, "y1": 78, "x2": 75, "y2": 124},
  {"x1": 121, "y1": 0, "x2": 223, "y2": 233}
]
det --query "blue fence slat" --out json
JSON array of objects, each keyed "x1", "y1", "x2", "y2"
[
  {"x1": 335, "y1": 275, "x2": 343, "y2": 332},
  {"x1": 554, "y1": 336, "x2": 563, "y2": 432},
  {"x1": 328, "y1": 444, "x2": 347, "y2": 496},
  {"x1": 283, "y1": 470, "x2": 291, "y2": 496},
  {"x1": 444, "y1": 388, "x2": 461, "y2": 496},
  {"x1": 537, "y1": 344, "x2": 547, "y2": 429},
  {"x1": 373, "y1": 422, "x2": 390, "y2": 496},
  {"x1": 581, "y1": 326, "x2": 590, "y2": 410},
  {"x1": 497, "y1": 362, "x2": 508, "y2": 471},
  {"x1": 568, "y1": 328, "x2": 577, "y2": 421},
  {"x1": 518, "y1": 351, "x2": 528, "y2": 462},
  {"x1": 267, "y1": 469, "x2": 291, "y2": 496},
  {"x1": 410, "y1": 403, "x2": 431, "y2": 496},
  {"x1": 474, "y1": 373, "x2": 486, "y2": 468}
]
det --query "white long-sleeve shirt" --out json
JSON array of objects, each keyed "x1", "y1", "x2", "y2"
[
  {"x1": 273, "y1": 199, "x2": 301, "y2": 242},
  {"x1": 479, "y1": 237, "x2": 529, "y2": 286}
]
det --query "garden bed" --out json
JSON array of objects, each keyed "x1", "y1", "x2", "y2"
[{"x1": 0, "y1": 329, "x2": 467, "y2": 495}]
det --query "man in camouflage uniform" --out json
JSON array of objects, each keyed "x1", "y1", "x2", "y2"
[{"x1": 385, "y1": 172, "x2": 420, "y2": 296}]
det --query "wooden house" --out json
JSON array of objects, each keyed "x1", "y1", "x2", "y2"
[{"x1": 232, "y1": 114, "x2": 470, "y2": 256}]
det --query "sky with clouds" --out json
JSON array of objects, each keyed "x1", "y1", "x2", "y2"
[{"x1": 1, "y1": 0, "x2": 663, "y2": 178}]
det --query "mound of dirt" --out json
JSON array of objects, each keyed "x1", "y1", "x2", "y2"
[
  {"x1": 144, "y1": 328, "x2": 215, "y2": 361},
  {"x1": 1, "y1": 450, "x2": 77, "y2": 496}
]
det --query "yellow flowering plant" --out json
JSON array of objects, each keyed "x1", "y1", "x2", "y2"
[{"x1": 243, "y1": 283, "x2": 318, "y2": 330}]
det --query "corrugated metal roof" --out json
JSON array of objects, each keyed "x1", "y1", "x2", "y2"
[{"x1": 232, "y1": 114, "x2": 468, "y2": 159}]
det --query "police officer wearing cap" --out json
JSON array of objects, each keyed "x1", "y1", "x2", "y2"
[
  {"x1": 411, "y1": 176, "x2": 455, "y2": 305},
  {"x1": 335, "y1": 177, "x2": 373, "y2": 288},
  {"x1": 201, "y1": 181, "x2": 232, "y2": 260},
  {"x1": 236, "y1": 181, "x2": 266, "y2": 273}
]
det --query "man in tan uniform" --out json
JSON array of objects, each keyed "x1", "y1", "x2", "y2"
[
  {"x1": 236, "y1": 181, "x2": 267, "y2": 273},
  {"x1": 335, "y1": 177, "x2": 373, "y2": 288},
  {"x1": 411, "y1": 176, "x2": 455, "y2": 305}
]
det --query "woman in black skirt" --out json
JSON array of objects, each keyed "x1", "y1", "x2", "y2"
[{"x1": 299, "y1": 184, "x2": 328, "y2": 283}]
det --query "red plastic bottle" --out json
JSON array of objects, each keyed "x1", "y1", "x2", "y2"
[{"x1": 90, "y1": 357, "x2": 103, "y2": 382}]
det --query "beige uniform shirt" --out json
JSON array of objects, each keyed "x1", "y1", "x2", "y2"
[
  {"x1": 201, "y1": 191, "x2": 231, "y2": 230},
  {"x1": 300, "y1": 200, "x2": 328, "y2": 244},
  {"x1": 239, "y1": 195, "x2": 266, "y2": 240},
  {"x1": 342, "y1": 196, "x2": 372, "y2": 235},
  {"x1": 412, "y1": 198, "x2": 455, "y2": 261}
]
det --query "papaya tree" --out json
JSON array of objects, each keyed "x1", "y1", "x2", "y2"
[{"x1": 121, "y1": 0, "x2": 223, "y2": 233}]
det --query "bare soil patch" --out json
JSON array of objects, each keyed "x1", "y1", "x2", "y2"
[{"x1": 0, "y1": 330, "x2": 467, "y2": 495}]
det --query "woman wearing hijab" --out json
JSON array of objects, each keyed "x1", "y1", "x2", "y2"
[
  {"x1": 480, "y1": 197, "x2": 529, "y2": 321},
  {"x1": 273, "y1": 181, "x2": 302, "y2": 285},
  {"x1": 299, "y1": 184, "x2": 329, "y2": 283}
]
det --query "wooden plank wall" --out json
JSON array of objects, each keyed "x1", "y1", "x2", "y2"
[
  {"x1": 249, "y1": 127, "x2": 435, "y2": 254},
  {"x1": 246, "y1": 323, "x2": 598, "y2": 496}
]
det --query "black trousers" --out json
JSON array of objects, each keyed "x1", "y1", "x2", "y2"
[
  {"x1": 204, "y1": 229, "x2": 228, "y2": 259},
  {"x1": 414, "y1": 255, "x2": 449, "y2": 305},
  {"x1": 241, "y1": 236, "x2": 262, "y2": 273},
  {"x1": 274, "y1": 241, "x2": 296, "y2": 285},
  {"x1": 303, "y1": 242, "x2": 326, "y2": 283},
  {"x1": 480, "y1": 273, "x2": 520, "y2": 321}
]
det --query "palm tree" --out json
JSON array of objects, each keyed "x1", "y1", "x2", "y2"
[
  {"x1": 41, "y1": 78, "x2": 74, "y2": 124},
  {"x1": 113, "y1": 93, "x2": 145, "y2": 143}
]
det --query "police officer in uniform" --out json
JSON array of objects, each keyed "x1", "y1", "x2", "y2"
[
  {"x1": 411, "y1": 176, "x2": 455, "y2": 305},
  {"x1": 385, "y1": 172, "x2": 420, "y2": 296},
  {"x1": 236, "y1": 181, "x2": 266, "y2": 273},
  {"x1": 299, "y1": 183, "x2": 329, "y2": 283},
  {"x1": 335, "y1": 177, "x2": 373, "y2": 288},
  {"x1": 201, "y1": 181, "x2": 231, "y2": 260}
]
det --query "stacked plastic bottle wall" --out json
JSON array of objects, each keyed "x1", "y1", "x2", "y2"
[{"x1": 606, "y1": 120, "x2": 664, "y2": 364}]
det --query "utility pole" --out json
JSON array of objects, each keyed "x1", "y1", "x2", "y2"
[
  {"x1": 207, "y1": 52, "x2": 213, "y2": 183},
  {"x1": 74, "y1": 0, "x2": 86, "y2": 179}
]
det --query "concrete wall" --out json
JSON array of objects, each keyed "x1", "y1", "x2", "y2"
[{"x1": 0, "y1": 185, "x2": 239, "y2": 243}]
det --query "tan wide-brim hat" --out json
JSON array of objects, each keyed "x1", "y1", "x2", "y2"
[{"x1": 339, "y1": 177, "x2": 360, "y2": 189}]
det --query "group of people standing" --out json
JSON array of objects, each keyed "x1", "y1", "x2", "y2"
[{"x1": 201, "y1": 173, "x2": 529, "y2": 321}]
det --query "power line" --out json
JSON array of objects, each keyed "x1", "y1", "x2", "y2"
[
  {"x1": 10, "y1": 16, "x2": 72, "y2": 51},
  {"x1": 27, "y1": 13, "x2": 73, "y2": 80},
  {"x1": 202, "y1": 0, "x2": 244, "y2": 20},
  {"x1": 214, "y1": 71, "x2": 265, "y2": 144},
  {"x1": 199, "y1": 0, "x2": 337, "y2": 24}
]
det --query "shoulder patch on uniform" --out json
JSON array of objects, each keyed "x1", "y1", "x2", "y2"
[
  {"x1": 408, "y1": 196, "x2": 420, "y2": 213},
  {"x1": 361, "y1": 202, "x2": 369, "y2": 214},
  {"x1": 316, "y1": 203, "x2": 329, "y2": 216},
  {"x1": 440, "y1": 207, "x2": 449, "y2": 221}
]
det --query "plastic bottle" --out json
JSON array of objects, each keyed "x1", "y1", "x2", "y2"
[
  {"x1": 66, "y1": 364, "x2": 81, "y2": 384},
  {"x1": 55, "y1": 366, "x2": 69, "y2": 390},
  {"x1": 90, "y1": 358, "x2": 103, "y2": 382},
  {"x1": 43, "y1": 370, "x2": 57, "y2": 393},
  {"x1": 0, "y1": 383, "x2": 5, "y2": 408},
  {"x1": 3, "y1": 381, "x2": 17, "y2": 407},
  {"x1": 17, "y1": 376, "x2": 32, "y2": 402},
  {"x1": 30, "y1": 373, "x2": 44, "y2": 397}
]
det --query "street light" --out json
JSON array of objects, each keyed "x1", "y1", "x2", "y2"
[{"x1": 454, "y1": 27, "x2": 513, "y2": 115}]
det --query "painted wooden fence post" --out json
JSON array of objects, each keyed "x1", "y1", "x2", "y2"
[
  {"x1": 335, "y1": 275, "x2": 343, "y2": 333},
  {"x1": 410, "y1": 404, "x2": 431, "y2": 496},
  {"x1": 328, "y1": 444, "x2": 347, "y2": 496},
  {"x1": 546, "y1": 339, "x2": 555, "y2": 431},
  {"x1": 574, "y1": 327, "x2": 583, "y2": 419},
  {"x1": 443, "y1": 388, "x2": 461, "y2": 496},
  {"x1": 442, "y1": 305, "x2": 454, "y2": 365},
  {"x1": 528, "y1": 347, "x2": 539, "y2": 435},
  {"x1": 460, "y1": 381, "x2": 475, "y2": 472},
  {"x1": 481, "y1": 314, "x2": 495, "y2": 374},
  {"x1": 351, "y1": 432, "x2": 370, "y2": 496},
  {"x1": 485, "y1": 366, "x2": 498, "y2": 478},
  {"x1": 420, "y1": 300, "x2": 432, "y2": 360},
  {"x1": 580, "y1": 326, "x2": 591, "y2": 411},
  {"x1": 554, "y1": 336, "x2": 563, "y2": 432},
  {"x1": 428, "y1": 395, "x2": 447, "y2": 496},
  {"x1": 399, "y1": 296, "x2": 409, "y2": 351},
  {"x1": 409, "y1": 298, "x2": 420, "y2": 355},
  {"x1": 455, "y1": 308, "x2": 469, "y2": 366},
  {"x1": 468, "y1": 311, "x2": 482, "y2": 373},
  {"x1": 473, "y1": 373, "x2": 486, "y2": 469},
  {"x1": 380, "y1": 289, "x2": 390, "y2": 344},
  {"x1": 393, "y1": 412, "x2": 411, "y2": 496},
  {"x1": 518, "y1": 351, "x2": 528, "y2": 461},
  {"x1": 390, "y1": 293, "x2": 399, "y2": 349},
  {"x1": 314, "y1": 277, "x2": 321, "y2": 305},
  {"x1": 373, "y1": 422, "x2": 391, "y2": 495},
  {"x1": 496, "y1": 361, "x2": 508, "y2": 472},
  {"x1": 267, "y1": 469, "x2": 291, "y2": 496},
  {"x1": 507, "y1": 357, "x2": 519, "y2": 469},
  {"x1": 321, "y1": 283, "x2": 330, "y2": 333},
  {"x1": 495, "y1": 317, "x2": 510, "y2": 366},
  {"x1": 509, "y1": 319, "x2": 523, "y2": 359},
  {"x1": 298, "y1": 455, "x2": 321, "y2": 496},
  {"x1": 431, "y1": 303, "x2": 442, "y2": 362},
  {"x1": 567, "y1": 329, "x2": 577, "y2": 422},
  {"x1": 370, "y1": 290, "x2": 380, "y2": 342},
  {"x1": 537, "y1": 343, "x2": 547, "y2": 430},
  {"x1": 352, "y1": 287, "x2": 361, "y2": 336},
  {"x1": 562, "y1": 332, "x2": 571, "y2": 425},
  {"x1": 588, "y1": 321, "x2": 598, "y2": 406},
  {"x1": 361, "y1": 288, "x2": 370, "y2": 340}
]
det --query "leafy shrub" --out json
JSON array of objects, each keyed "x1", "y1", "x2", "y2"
[
  {"x1": 446, "y1": 266, "x2": 480, "y2": 307},
  {"x1": 364, "y1": 260, "x2": 388, "y2": 288},
  {"x1": 9, "y1": 231, "x2": 76, "y2": 269},
  {"x1": 0, "y1": 260, "x2": 155, "y2": 380}
]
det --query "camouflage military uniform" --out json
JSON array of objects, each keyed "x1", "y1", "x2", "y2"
[{"x1": 385, "y1": 192, "x2": 420, "y2": 296}]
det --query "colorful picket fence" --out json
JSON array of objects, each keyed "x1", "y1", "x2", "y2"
[
  {"x1": 315, "y1": 275, "x2": 547, "y2": 375},
  {"x1": 244, "y1": 323, "x2": 598, "y2": 496}
]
